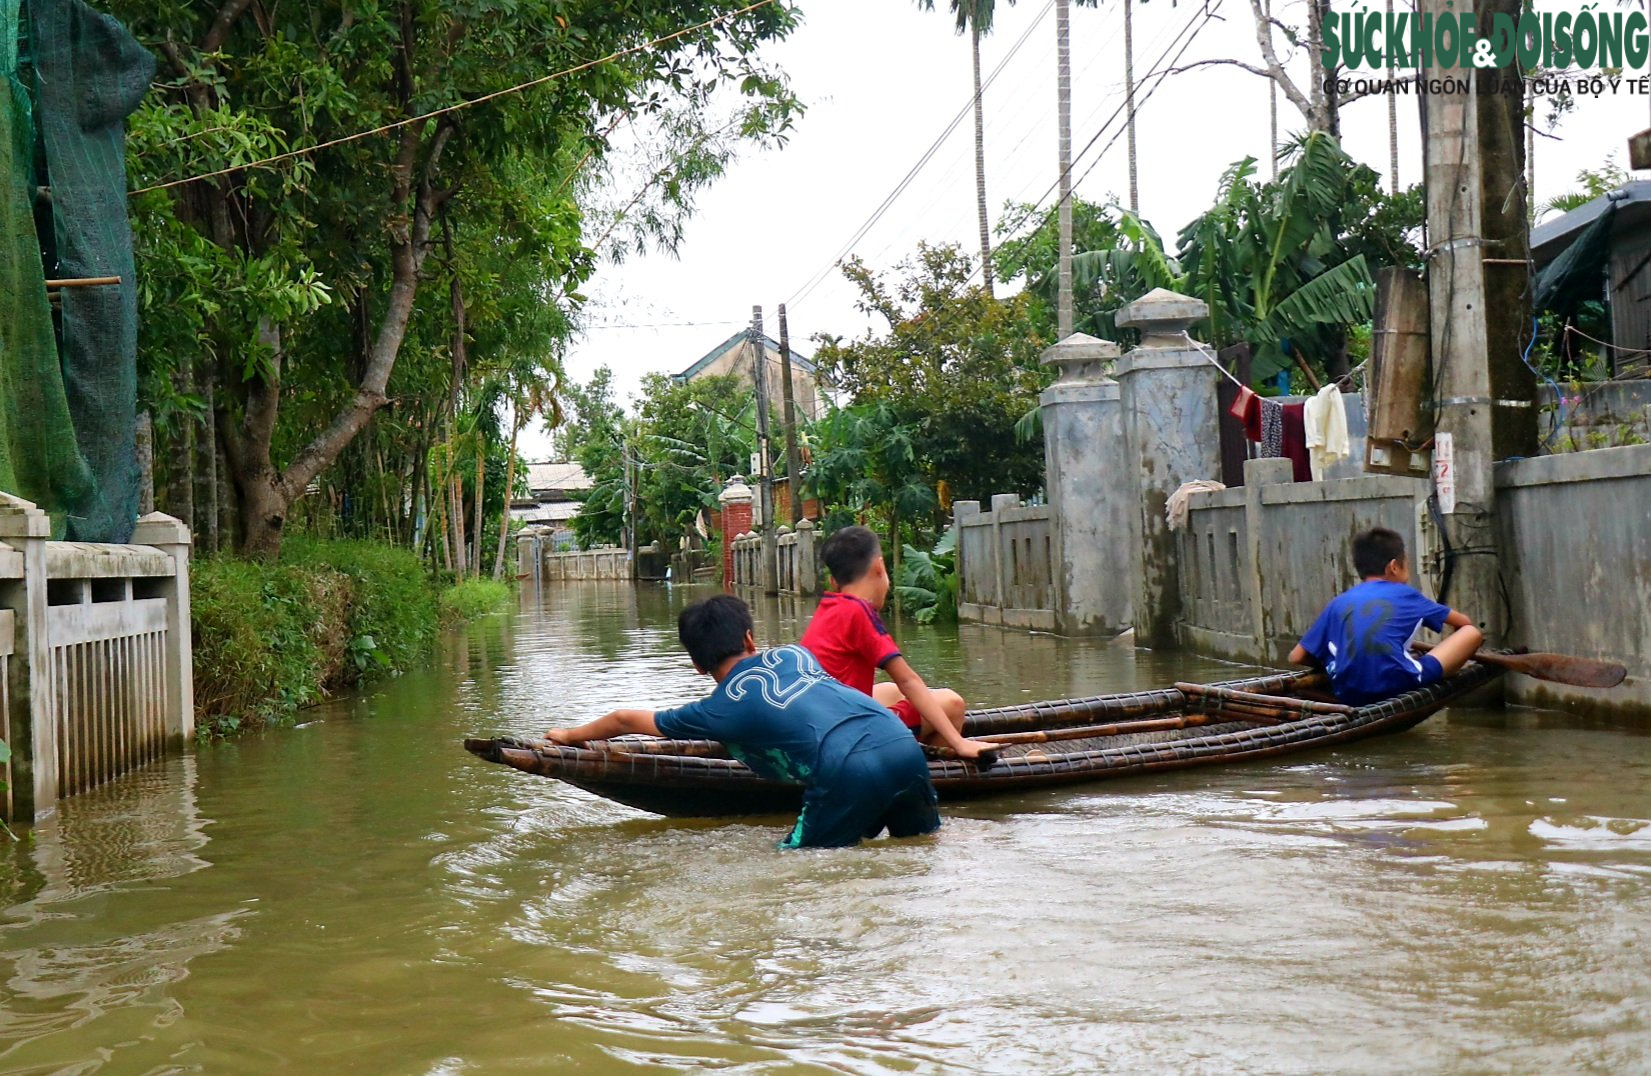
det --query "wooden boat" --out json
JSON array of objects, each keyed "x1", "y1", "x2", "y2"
[{"x1": 463, "y1": 663, "x2": 1503, "y2": 818}]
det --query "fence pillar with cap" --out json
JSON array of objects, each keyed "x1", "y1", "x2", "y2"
[
  {"x1": 1039, "y1": 331, "x2": 1134, "y2": 635},
  {"x1": 795, "y1": 517, "x2": 818, "y2": 595},
  {"x1": 1115, "y1": 289, "x2": 1223, "y2": 648},
  {"x1": 0, "y1": 493, "x2": 55, "y2": 819},
  {"x1": 718, "y1": 477, "x2": 754, "y2": 590},
  {"x1": 131, "y1": 512, "x2": 194, "y2": 744}
]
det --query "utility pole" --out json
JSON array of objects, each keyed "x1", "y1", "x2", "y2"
[
  {"x1": 1419, "y1": 0, "x2": 1534, "y2": 658},
  {"x1": 778, "y1": 304, "x2": 804, "y2": 526},
  {"x1": 750, "y1": 306, "x2": 778, "y2": 594},
  {"x1": 1057, "y1": 0, "x2": 1074, "y2": 339},
  {"x1": 1124, "y1": 0, "x2": 1138, "y2": 214}
]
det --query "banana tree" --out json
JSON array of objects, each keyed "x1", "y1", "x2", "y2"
[{"x1": 1176, "y1": 131, "x2": 1377, "y2": 380}]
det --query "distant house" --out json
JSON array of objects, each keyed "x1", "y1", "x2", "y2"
[
  {"x1": 1531, "y1": 181, "x2": 1651, "y2": 373},
  {"x1": 511, "y1": 461, "x2": 593, "y2": 549},
  {"x1": 672, "y1": 330, "x2": 827, "y2": 420}
]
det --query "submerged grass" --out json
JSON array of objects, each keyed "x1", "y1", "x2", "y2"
[{"x1": 191, "y1": 540, "x2": 512, "y2": 739}]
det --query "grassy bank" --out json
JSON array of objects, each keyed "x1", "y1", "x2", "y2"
[{"x1": 191, "y1": 539, "x2": 515, "y2": 739}]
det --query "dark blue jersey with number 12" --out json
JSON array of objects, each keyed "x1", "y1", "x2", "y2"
[{"x1": 1298, "y1": 580, "x2": 1452, "y2": 705}]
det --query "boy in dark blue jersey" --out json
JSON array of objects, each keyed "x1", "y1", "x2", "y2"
[
  {"x1": 545, "y1": 594, "x2": 940, "y2": 849},
  {"x1": 1288, "y1": 527, "x2": 1484, "y2": 705}
]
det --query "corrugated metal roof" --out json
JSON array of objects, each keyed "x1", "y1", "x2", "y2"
[
  {"x1": 1532, "y1": 181, "x2": 1651, "y2": 265},
  {"x1": 524, "y1": 462, "x2": 591, "y2": 492}
]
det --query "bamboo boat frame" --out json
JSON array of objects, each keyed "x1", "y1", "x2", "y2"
[{"x1": 463, "y1": 663, "x2": 1503, "y2": 819}]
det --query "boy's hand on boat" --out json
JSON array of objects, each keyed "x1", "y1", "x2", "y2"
[{"x1": 952, "y1": 739, "x2": 1003, "y2": 762}]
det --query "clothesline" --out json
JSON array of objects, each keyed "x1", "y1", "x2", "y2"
[{"x1": 1180, "y1": 332, "x2": 1367, "y2": 394}]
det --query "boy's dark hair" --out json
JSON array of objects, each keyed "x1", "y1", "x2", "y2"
[
  {"x1": 677, "y1": 594, "x2": 753, "y2": 670},
  {"x1": 1352, "y1": 527, "x2": 1408, "y2": 579},
  {"x1": 820, "y1": 525, "x2": 883, "y2": 585}
]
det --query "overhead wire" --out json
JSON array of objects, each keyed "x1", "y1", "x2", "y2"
[
  {"x1": 131, "y1": 0, "x2": 782, "y2": 195},
  {"x1": 784, "y1": 0, "x2": 1056, "y2": 309}
]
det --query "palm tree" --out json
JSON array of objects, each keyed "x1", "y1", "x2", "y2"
[{"x1": 919, "y1": 0, "x2": 1013, "y2": 298}]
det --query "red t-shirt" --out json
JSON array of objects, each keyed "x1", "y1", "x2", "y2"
[{"x1": 799, "y1": 591, "x2": 902, "y2": 696}]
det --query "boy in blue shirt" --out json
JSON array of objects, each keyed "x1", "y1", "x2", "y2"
[
  {"x1": 545, "y1": 594, "x2": 941, "y2": 849},
  {"x1": 1288, "y1": 527, "x2": 1484, "y2": 705}
]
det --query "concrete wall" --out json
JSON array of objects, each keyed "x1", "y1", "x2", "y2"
[
  {"x1": 730, "y1": 523, "x2": 817, "y2": 595},
  {"x1": 1176, "y1": 458, "x2": 1432, "y2": 665},
  {"x1": 538, "y1": 546, "x2": 631, "y2": 581},
  {"x1": 955, "y1": 495, "x2": 1057, "y2": 631},
  {"x1": 1497, "y1": 443, "x2": 1651, "y2": 716}
]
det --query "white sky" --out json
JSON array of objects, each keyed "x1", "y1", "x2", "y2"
[{"x1": 522, "y1": 0, "x2": 1649, "y2": 458}]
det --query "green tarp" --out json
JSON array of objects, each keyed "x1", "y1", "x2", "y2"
[
  {"x1": 29, "y1": 0, "x2": 153, "y2": 542},
  {"x1": 0, "y1": 0, "x2": 91, "y2": 524}
]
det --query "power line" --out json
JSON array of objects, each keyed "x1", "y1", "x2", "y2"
[
  {"x1": 783, "y1": 0, "x2": 1056, "y2": 309},
  {"x1": 131, "y1": 0, "x2": 781, "y2": 196}
]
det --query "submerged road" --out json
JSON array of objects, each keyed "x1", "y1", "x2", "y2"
[{"x1": 1, "y1": 582, "x2": 1648, "y2": 1072}]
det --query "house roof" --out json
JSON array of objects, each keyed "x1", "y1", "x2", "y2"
[
  {"x1": 513, "y1": 501, "x2": 581, "y2": 523},
  {"x1": 672, "y1": 330, "x2": 818, "y2": 383},
  {"x1": 1532, "y1": 181, "x2": 1651, "y2": 265},
  {"x1": 524, "y1": 461, "x2": 592, "y2": 494}
]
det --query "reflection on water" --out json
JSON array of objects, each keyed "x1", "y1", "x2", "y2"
[{"x1": 1, "y1": 581, "x2": 1648, "y2": 1073}]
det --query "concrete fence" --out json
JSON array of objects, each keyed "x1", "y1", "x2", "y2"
[
  {"x1": 517, "y1": 530, "x2": 633, "y2": 585},
  {"x1": 1176, "y1": 458, "x2": 1430, "y2": 665},
  {"x1": 0, "y1": 493, "x2": 193, "y2": 823},
  {"x1": 730, "y1": 521, "x2": 819, "y2": 595},
  {"x1": 955, "y1": 495, "x2": 1057, "y2": 631},
  {"x1": 1497, "y1": 443, "x2": 1651, "y2": 716}
]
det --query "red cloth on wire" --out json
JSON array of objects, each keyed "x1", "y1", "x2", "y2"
[{"x1": 1281, "y1": 402, "x2": 1312, "y2": 481}]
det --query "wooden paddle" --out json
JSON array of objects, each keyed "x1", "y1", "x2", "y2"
[
  {"x1": 1467, "y1": 649, "x2": 1627, "y2": 689},
  {"x1": 1408, "y1": 644, "x2": 1627, "y2": 688}
]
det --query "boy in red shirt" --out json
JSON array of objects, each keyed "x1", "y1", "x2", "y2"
[{"x1": 800, "y1": 525, "x2": 999, "y2": 762}]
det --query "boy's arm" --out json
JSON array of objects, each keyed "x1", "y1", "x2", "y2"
[
  {"x1": 883, "y1": 656, "x2": 995, "y2": 757},
  {"x1": 1443, "y1": 610, "x2": 1474, "y2": 630},
  {"x1": 545, "y1": 709, "x2": 660, "y2": 745},
  {"x1": 1287, "y1": 643, "x2": 1312, "y2": 666}
]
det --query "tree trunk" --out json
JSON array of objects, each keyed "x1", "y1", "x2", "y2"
[
  {"x1": 195, "y1": 370, "x2": 219, "y2": 554},
  {"x1": 492, "y1": 407, "x2": 522, "y2": 581},
  {"x1": 472, "y1": 440, "x2": 485, "y2": 578},
  {"x1": 970, "y1": 21, "x2": 995, "y2": 298},
  {"x1": 165, "y1": 365, "x2": 195, "y2": 528},
  {"x1": 447, "y1": 437, "x2": 466, "y2": 575},
  {"x1": 216, "y1": 112, "x2": 455, "y2": 560},
  {"x1": 135, "y1": 411, "x2": 155, "y2": 515}
]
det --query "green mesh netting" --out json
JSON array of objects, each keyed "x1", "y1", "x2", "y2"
[
  {"x1": 0, "y1": 0, "x2": 92, "y2": 527},
  {"x1": 28, "y1": 0, "x2": 153, "y2": 542}
]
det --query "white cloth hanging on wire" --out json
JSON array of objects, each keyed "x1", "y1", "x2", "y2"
[{"x1": 1302, "y1": 383, "x2": 1351, "y2": 481}]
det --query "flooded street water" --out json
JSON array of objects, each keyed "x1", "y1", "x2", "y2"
[{"x1": 3, "y1": 581, "x2": 1650, "y2": 1073}]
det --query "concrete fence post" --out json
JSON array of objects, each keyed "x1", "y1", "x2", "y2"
[
  {"x1": 989, "y1": 493, "x2": 1020, "y2": 610},
  {"x1": 953, "y1": 500, "x2": 981, "y2": 613},
  {"x1": 0, "y1": 493, "x2": 54, "y2": 819},
  {"x1": 1115, "y1": 289, "x2": 1222, "y2": 648},
  {"x1": 131, "y1": 513, "x2": 194, "y2": 745},
  {"x1": 1241, "y1": 457, "x2": 1294, "y2": 661},
  {"x1": 796, "y1": 518, "x2": 818, "y2": 595},
  {"x1": 1039, "y1": 331, "x2": 1133, "y2": 635}
]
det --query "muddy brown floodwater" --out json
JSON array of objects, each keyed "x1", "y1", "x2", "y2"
[{"x1": 2, "y1": 582, "x2": 1649, "y2": 1073}]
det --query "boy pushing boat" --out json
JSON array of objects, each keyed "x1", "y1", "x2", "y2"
[{"x1": 546, "y1": 595, "x2": 943, "y2": 849}]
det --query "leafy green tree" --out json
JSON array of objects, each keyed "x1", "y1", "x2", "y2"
[
  {"x1": 813, "y1": 243, "x2": 1049, "y2": 510},
  {"x1": 118, "y1": 0, "x2": 801, "y2": 558}
]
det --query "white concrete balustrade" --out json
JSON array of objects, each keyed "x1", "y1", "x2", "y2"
[{"x1": 0, "y1": 493, "x2": 192, "y2": 823}]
